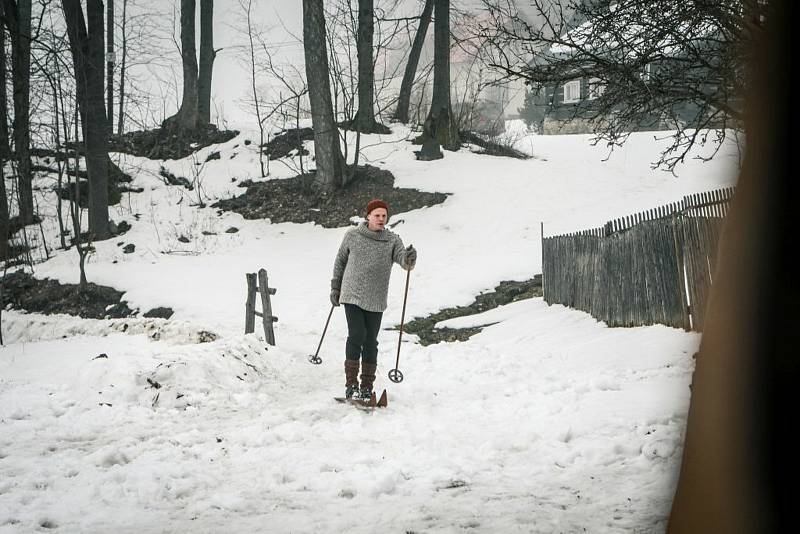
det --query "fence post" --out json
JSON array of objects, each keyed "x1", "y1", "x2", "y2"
[
  {"x1": 245, "y1": 273, "x2": 257, "y2": 334},
  {"x1": 540, "y1": 222, "x2": 545, "y2": 298},
  {"x1": 244, "y1": 269, "x2": 279, "y2": 345},
  {"x1": 671, "y1": 212, "x2": 691, "y2": 331},
  {"x1": 257, "y1": 269, "x2": 278, "y2": 346}
]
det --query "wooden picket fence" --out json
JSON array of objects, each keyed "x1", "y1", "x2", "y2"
[{"x1": 542, "y1": 186, "x2": 735, "y2": 331}]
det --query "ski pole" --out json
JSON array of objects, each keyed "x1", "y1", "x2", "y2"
[
  {"x1": 308, "y1": 305, "x2": 335, "y2": 365},
  {"x1": 389, "y1": 261, "x2": 412, "y2": 383}
]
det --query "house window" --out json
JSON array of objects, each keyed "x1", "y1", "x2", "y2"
[
  {"x1": 563, "y1": 80, "x2": 581, "y2": 103},
  {"x1": 588, "y1": 78, "x2": 605, "y2": 100}
]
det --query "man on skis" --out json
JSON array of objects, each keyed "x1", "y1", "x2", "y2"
[{"x1": 330, "y1": 199, "x2": 417, "y2": 400}]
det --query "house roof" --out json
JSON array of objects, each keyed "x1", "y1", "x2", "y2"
[{"x1": 546, "y1": 1, "x2": 722, "y2": 59}]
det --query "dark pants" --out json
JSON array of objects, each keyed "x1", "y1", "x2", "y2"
[{"x1": 343, "y1": 304, "x2": 383, "y2": 364}]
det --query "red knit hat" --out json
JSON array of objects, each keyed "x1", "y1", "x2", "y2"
[{"x1": 366, "y1": 199, "x2": 389, "y2": 215}]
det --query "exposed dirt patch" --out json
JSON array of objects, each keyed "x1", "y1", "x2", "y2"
[
  {"x1": 0, "y1": 271, "x2": 164, "y2": 320},
  {"x1": 400, "y1": 276, "x2": 543, "y2": 345},
  {"x1": 338, "y1": 120, "x2": 392, "y2": 135},
  {"x1": 56, "y1": 177, "x2": 130, "y2": 209},
  {"x1": 459, "y1": 130, "x2": 531, "y2": 160},
  {"x1": 31, "y1": 157, "x2": 132, "y2": 208},
  {"x1": 1, "y1": 271, "x2": 133, "y2": 319},
  {"x1": 143, "y1": 307, "x2": 174, "y2": 319},
  {"x1": 262, "y1": 128, "x2": 313, "y2": 160},
  {"x1": 410, "y1": 129, "x2": 531, "y2": 160},
  {"x1": 108, "y1": 125, "x2": 239, "y2": 160},
  {"x1": 33, "y1": 162, "x2": 132, "y2": 184},
  {"x1": 212, "y1": 165, "x2": 448, "y2": 228}
]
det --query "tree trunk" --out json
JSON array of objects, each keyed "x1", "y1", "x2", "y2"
[
  {"x1": 303, "y1": 0, "x2": 345, "y2": 192},
  {"x1": 197, "y1": 0, "x2": 214, "y2": 127},
  {"x1": 163, "y1": 0, "x2": 198, "y2": 130},
  {"x1": 0, "y1": 1, "x2": 9, "y2": 158},
  {"x1": 0, "y1": 160, "x2": 8, "y2": 258},
  {"x1": 63, "y1": 0, "x2": 111, "y2": 239},
  {"x1": 418, "y1": 0, "x2": 458, "y2": 160},
  {"x1": 0, "y1": 3, "x2": 8, "y2": 259},
  {"x1": 49, "y1": 54, "x2": 67, "y2": 250},
  {"x1": 106, "y1": 0, "x2": 114, "y2": 133},
  {"x1": 0, "y1": 2, "x2": 11, "y2": 260},
  {"x1": 3, "y1": 0, "x2": 34, "y2": 224},
  {"x1": 86, "y1": 0, "x2": 111, "y2": 238},
  {"x1": 394, "y1": 0, "x2": 433, "y2": 124},
  {"x1": 116, "y1": 0, "x2": 127, "y2": 134},
  {"x1": 354, "y1": 0, "x2": 376, "y2": 132}
]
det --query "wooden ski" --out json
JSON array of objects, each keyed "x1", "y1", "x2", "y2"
[{"x1": 334, "y1": 389, "x2": 388, "y2": 409}]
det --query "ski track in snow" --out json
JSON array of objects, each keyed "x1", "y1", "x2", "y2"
[{"x1": 1, "y1": 121, "x2": 736, "y2": 532}]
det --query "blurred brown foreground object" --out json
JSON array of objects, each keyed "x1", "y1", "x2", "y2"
[{"x1": 667, "y1": 1, "x2": 795, "y2": 533}]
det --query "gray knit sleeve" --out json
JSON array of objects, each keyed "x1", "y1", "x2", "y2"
[
  {"x1": 331, "y1": 233, "x2": 350, "y2": 289},
  {"x1": 391, "y1": 234, "x2": 411, "y2": 269}
]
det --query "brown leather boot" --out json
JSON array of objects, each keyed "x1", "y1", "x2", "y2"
[
  {"x1": 359, "y1": 361, "x2": 377, "y2": 397},
  {"x1": 344, "y1": 359, "x2": 360, "y2": 398}
]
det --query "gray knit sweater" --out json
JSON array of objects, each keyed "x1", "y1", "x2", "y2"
[{"x1": 331, "y1": 223, "x2": 413, "y2": 313}]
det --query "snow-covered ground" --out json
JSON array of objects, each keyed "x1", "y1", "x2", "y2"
[{"x1": 1, "y1": 124, "x2": 739, "y2": 532}]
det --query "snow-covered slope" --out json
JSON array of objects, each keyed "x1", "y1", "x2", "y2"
[{"x1": 1, "y1": 124, "x2": 739, "y2": 532}]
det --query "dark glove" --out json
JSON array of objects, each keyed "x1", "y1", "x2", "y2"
[
  {"x1": 405, "y1": 245, "x2": 417, "y2": 268},
  {"x1": 330, "y1": 288, "x2": 340, "y2": 307}
]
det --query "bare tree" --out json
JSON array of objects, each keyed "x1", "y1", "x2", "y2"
[
  {"x1": 197, "y1": 0, "x2": 214, "y2": 126},
  {"x1": 67, "y1": 100, "x2": 90, "y2": 287},
  {"x1": 161, "y1": 0, "x2": 215, "y2": 130},
  {"x1": 49, "y1": 60, "x2": 67, "y2": 249},
  {"x1": 114, "y1": 0, "x2": 170, "y2": 133},
  {"x1": 318, "y1": 0, "x2": 409, "y2": 170},
  {"x1": 355, "y1": 0, "x2": 374, "y2": 130},
  {"x1": 322, "y1": 1, "x2": 359, "y2": 169},
  {"x1": 236, "y1": 0, "x2": 266, "y2": 175},
  {"x1": 322, "y1": 1, "x2": 357, "y2": 132},
  {"x1": 106, "y1": 0, "x2": 114, "y2": 132},
  {"x1": 40, "y1": 16, "x2": 79, "y2": 250},
  {"x1": 393, "y1": 0, "x2": 433, "y2": 123},
  {"x1": 0, "y1": 2, "x2": 10, "y2": 159},
  {"x1": 260, "y1": 62, "x2": 309, "y2": 176},
  {"x1": 303, "y1": 0, "x2": 346, "y2": 191},
  {"x1": 3, "y1": 0, "x2": 34, "y2": 225},
  {"x1": 235, "y1": 0, "x2": 309, "y2": 178},
  {"x1": 1, "y1": 1, "x2": 10, "y2": 260},
  {"x1": 162, "y1": 0, "x2": 198, "y2": 130},
  {"x1": 352, "y1": 0, "x2": 390, "y2": 133},
  {"x1": 0, "y1": 261, "x2": 5, "y2": 344},
  {"x1": 116, "y1": 0, "x2": 127, "y2": 133},
  {"x1": 62, "y1": 0, "x2": 111, "y2": 239},
  {"x1": 479, "y1": 0, "x2": 763, "y2": 171},
  {"x1": 322, "y1": 1, "x2": 404, "y2": 123},
  {"x1": 417, "y1": 0, "x2": 459, "y2": 160}
]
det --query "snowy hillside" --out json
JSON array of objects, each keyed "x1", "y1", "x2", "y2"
[{"x1": 1, "y1": 124, "x2": 739, "y2": 533}]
